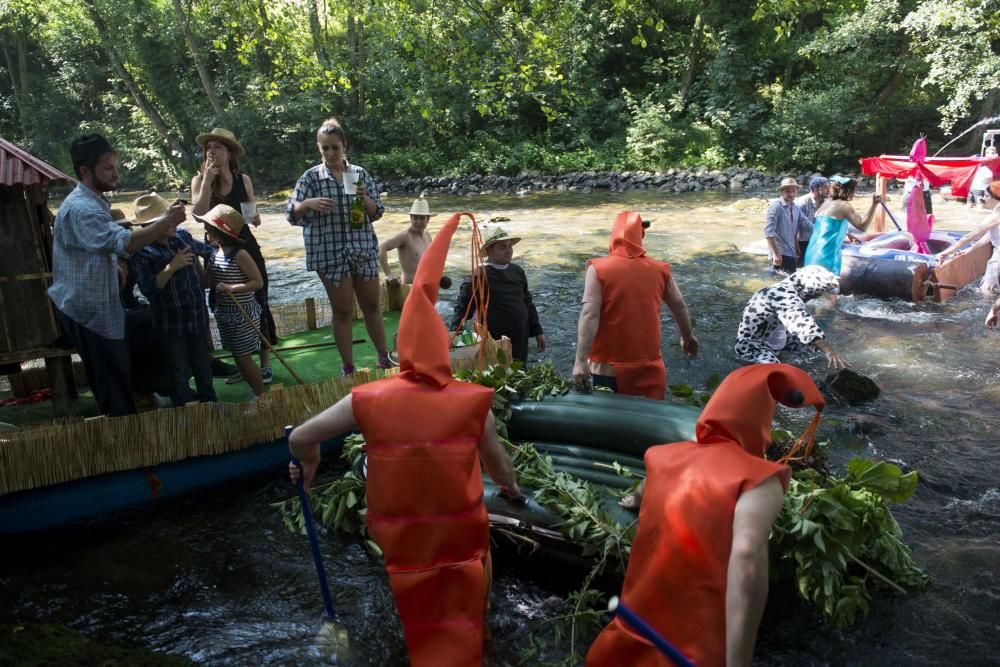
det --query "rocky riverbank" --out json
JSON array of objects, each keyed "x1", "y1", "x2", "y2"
[{"x1": 379, "y1": 168, "x2": 878, "y2": 196}]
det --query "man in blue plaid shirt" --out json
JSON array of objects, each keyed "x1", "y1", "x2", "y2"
[
  {"x1": 49, "y1": 135, "x2": 185, "y2": 416},
  {"x1": 130, "y1": 193, "x2": 218, "y2": 407}
]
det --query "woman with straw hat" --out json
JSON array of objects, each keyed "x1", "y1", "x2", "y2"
[{"x1": 192, "y1": 128, "x2": 277, "y2": 384}]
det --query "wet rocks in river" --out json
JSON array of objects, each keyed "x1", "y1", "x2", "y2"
[{"x1": 821, "y1": 369, "x2": 881, "y2": 405}]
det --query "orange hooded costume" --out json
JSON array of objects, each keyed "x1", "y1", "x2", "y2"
[
  {"x1": 588, "y1": 211, "x2": 672, "y2": 399},
  {"x1": 352, "y1": 212, "x2": 495, "y2": 666},
  {"x1": 585, "y1": 364, "x2": 825, "y2": 667}
]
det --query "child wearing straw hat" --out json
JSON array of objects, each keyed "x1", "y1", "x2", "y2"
[
  {"x1": 198, "y1": 204, "x2": 266, "y2": 398},
  {"x1": 378, "y1": 197, "x2": 436, "y2": 286},
  {"x1": 130, "y1": 193, "x2": 218, "y2": 407}
]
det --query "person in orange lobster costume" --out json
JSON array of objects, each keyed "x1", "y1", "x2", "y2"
[
  {"x1": 585, "y1": 363, "x2": 824, "y2": 667},
  {"x1": 289, "y1": 211, "x2": 522, "y2": 666},
  {"x1": 572, "y1": 211, "x2": 698, "y2": 399}
]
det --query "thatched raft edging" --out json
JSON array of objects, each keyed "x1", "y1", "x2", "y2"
[{"x1": 0, "y1": 335, "x2": 511, "y2": 497}]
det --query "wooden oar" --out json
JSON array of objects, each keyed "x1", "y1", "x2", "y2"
[
  {"x1": 226, "y1": 291, "x2": 305, "y2": 384},
  {"x1": 608, "y1": 596, "x2": 696, "y2": 667}
]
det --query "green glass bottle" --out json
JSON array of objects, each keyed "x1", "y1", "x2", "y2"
[{"x1": 349, "y1": 185, "x2": 365, "y2": 229}]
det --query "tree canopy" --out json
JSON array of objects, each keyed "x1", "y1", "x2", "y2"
[{"x1": 1, "y1": 0, "x2": 996, "y2": 186}]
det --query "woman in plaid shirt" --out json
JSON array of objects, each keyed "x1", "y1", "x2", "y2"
[{"x1": 287, "y1": 118, "x2": 390, "y2": 375}]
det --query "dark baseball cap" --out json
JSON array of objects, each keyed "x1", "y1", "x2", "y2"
[{"x1": 70, "y1": 134, "x2": 114, "y2": 165}]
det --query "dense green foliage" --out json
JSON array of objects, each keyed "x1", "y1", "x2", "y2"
[{"x1": 2, "y1": 0, "x2": 997, "y2": 186}]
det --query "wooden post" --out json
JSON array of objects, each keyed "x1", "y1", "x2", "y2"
[
  {"x1": 44, "y1": 355, "x2": 73, "y2": 416},
  {"x1": 386, "y1": 280, "x2": 405, "y2": 311},
  {"x1": 305, "y1": 297, "x2": 317, "y2": 330},
  {"x1": 873, "y1": 175, "x2": 887, "y2": 233}
]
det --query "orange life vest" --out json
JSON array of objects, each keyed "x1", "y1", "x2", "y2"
[
  {"x1": 585, "y1": 364, "x2": 824, "y2": 667},
  {"x1": 589, "y1": 212, "x2": 671, "y2": 399},
  {"x1": 353, "y1": 375, "x2": 494, "y2": 666}
]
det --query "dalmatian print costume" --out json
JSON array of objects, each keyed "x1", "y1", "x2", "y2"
[{"x1": 735, "y1": 265, "x2": 840, "y2": 365}]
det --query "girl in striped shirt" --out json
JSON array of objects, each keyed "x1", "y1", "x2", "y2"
[{"x1": 197, "y1": 204, "x2": 266, "y2": 397}]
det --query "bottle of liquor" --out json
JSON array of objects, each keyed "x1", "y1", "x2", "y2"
[{"x1": 349, "y1": 174, "x2": 365, "y2": 229}]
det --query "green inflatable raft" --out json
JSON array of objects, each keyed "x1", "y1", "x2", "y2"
[{"x1": 483, "y1": 391, "x2": 700, "y2": 553}]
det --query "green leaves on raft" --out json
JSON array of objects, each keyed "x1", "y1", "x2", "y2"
[
  {"x1": 275, "y1": 361, "x2": 928, "y2": 634},
  {"x1": 771, "y1": 459, "x2": 928, "y2": 628}
]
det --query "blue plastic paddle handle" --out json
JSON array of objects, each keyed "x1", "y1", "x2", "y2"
[
  {"x1": 613, "y1": 598, "x2": 696, "y2": 667},
  {"x1": 880, "y1": 200, "x2": 903, "y2": 231},
  {"x1": 288, "y1": 427, "x2": 337, "y2": 622}
]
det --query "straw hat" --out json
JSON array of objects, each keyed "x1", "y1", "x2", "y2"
[
  {"x1": 778, "y1": 177, "x2": 800, "y2": 192},
  {"x1": 110, "y1": 208, "x2": 132, "y2": 227},
  {"x1": 195, "y1": 128, "x2": 245, "y2": 158},
  {"x1": 134, "y1": 193, "x2": 170, "y2": 225},
  {"x1": 480, "y1": 227, "x2": 521, "y2": 256},
  {"x1": 409, "y1": 198, "x2": 436, "y2": 217},
  {"x1": 195, "y1": 204, "x2": 245, "y2": 243}
]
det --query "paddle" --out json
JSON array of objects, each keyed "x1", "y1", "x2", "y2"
[
  {"x1": 287, "y1": 426, "x2": 350, "y2": 659},
  {"x1": 608, "y1": 596, "x2": 695, "y2": 667},
  {"x1": 879, "y1": 200, "x2": 903, "y2": 232},
  {"x1": 226, "y1": 291, "x2": 305, "y2": 384}
]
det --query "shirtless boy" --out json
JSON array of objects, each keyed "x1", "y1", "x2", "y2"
[{"x1": 379, "y1": 198, "x2": 434, "y2": 285}]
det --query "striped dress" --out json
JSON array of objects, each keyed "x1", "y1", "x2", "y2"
[{"x1": 210, "y1": 247, "x2": 262, "y2": 356}]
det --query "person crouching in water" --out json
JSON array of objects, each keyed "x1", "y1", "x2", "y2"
[
  {"x1": 734, "y1": 265, "x2": 848, "y2": 369},
  {"x1": 289, "y1": 212, "x2": 522, "y2": 666},
  {"x1": 586, "y1": 364, "x2": 825, "y2": 667},
  {"x1": 198, "y1": 204, "x2": 266, "y2": 397}
]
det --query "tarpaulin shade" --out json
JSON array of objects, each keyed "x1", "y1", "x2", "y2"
[{"x1": 860, "y1": 155, "x2": 1000, "y2": 198}]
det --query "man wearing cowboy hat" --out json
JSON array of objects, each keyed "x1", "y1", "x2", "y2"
[
  {"x1": 130, "y1": 193, "x2": 218, "y2": 407},
  {"x1": 378, "y1": 197, "x2": 436, "y2": 286},
  {"x1": 451, "y1": 227, "x2": 545, "y2": 364},
  {"x1": 764, "y1": 177, "x2": 811, "y2": 273},
  {"x1": 49, "y1": 134, "x2": 186, "y2": 416}
]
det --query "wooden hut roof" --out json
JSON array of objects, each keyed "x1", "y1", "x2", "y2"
[{"x1": 0, "y1": 138, "x2": 71, "y2": 186}]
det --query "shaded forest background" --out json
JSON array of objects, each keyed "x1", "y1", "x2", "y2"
[{"x1": 1, "y1": 0, "x2": 997, "y2": 188}]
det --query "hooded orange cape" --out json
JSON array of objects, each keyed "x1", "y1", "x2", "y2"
[
  {"x1": 352, "y1": 212, "x2": 495, "y2": 666},
  {"x1": 588, "y1": 211, "x2": 672, "y2": 399},
  {"x1": 585, "y1": 364, "x2": 825, "y2": 667}
]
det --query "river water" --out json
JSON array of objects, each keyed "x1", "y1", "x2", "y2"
[{"x1": 1, "y1": 191, "x2": 997, "y2": 664}]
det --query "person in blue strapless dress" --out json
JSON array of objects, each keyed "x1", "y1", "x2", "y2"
[{"x1": 804, "y1": 175, "x2": 880, "y2": 274}]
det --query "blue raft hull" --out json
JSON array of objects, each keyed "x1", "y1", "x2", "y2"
[{"x1": 0, "y1": 434, "x2": 345, "y2": 535}]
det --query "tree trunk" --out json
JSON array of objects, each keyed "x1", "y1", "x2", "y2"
[
  {"x1": 82, "y1": 0, "x2": 192, "y2": 165},
  {"x1": 356, "y1": 17, "x2": 365, "y2": 116},
  {"x1": 678, "y1": 11, "x2": 704, "y2": 111},
  {"x1": 169, "y1": 0, "x2": 226, "y2": 120},
  {"x1": 1, "y1": 37, "x2": 31, "y2": 140},
  {"x1": 309, "y1": 0, "x2": 331, "y2": 71},
  {"x1": 15, "y1": 32, "x2": 30, "y2": 106},
  {"x1": 962, "y1": 89, "x2": 999, "y2": 154},
  {"x1": 873, "y1": 69, "x2": 905, "y2": 109},
  {"x1": 254, "y1": 0, "x2": 274, "y2": 69}
]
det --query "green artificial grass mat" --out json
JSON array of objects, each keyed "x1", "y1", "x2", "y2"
[
  {"x1": 0, "y1": 312, "x2": 400, "y2": 428},
  {"x1": 212, "y1": 310, "x2": 400, "y2": 400}
]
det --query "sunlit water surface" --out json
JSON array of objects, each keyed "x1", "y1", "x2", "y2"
[{"x1": 2, "y1": 191, "x2": 997, "y2": 664}]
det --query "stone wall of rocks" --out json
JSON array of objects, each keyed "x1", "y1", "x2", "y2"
[{"x1": 380, "y1": 168, "x2": 877, "y2": 196}]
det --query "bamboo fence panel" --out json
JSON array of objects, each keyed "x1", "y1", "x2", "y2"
[{"x1": 0, "y1": 334, "x2": 511, "y2": 496}]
